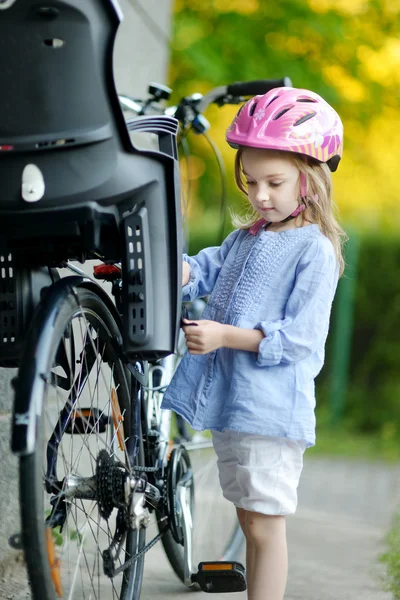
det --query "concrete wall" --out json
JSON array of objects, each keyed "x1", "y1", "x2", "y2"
[
  {"x1": 114, "y1": 0, "x2": 173, "y2": 98},
  {"x1": 0, "y1": 0, "x2": 173, "y2": 578}
]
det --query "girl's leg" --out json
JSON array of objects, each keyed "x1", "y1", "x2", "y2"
[
  {"x1": 236, "y1": 507, "x2": 256, "y2": 595},
  {"x1": 243, "y1": 510, "x2": 288, "y2": 600}
]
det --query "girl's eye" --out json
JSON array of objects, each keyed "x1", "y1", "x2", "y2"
[
  {"x1": 270, "y1": 182, "x2": 282, "y2": 188},
  {"x1": 246, "y1": 180, "x2": 256, "y2": 186}
]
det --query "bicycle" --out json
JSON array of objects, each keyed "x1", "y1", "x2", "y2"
[{"x1": 0, "y1": 2, "x2": 292, "y2": 598}]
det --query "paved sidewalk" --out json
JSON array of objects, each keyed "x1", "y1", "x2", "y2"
[
  {"x1": 141, "y1": 457, "x2": 400, "y2": 600},
  {"x1": 285, "y1": 457, "x2": 399, "y2": 600},
  {"x1": 3, "y1": 456, "x2": 400, "y2": 599}
]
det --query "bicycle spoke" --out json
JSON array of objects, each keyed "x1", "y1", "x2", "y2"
[
  {"x1": 67, "y1": 502, "x2": 99, "y2": 600},
  {"x1": 32, "y1": 295, "x2": 146, "y2": 599}
]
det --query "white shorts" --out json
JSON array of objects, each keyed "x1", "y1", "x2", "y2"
[{"x1": 211, "y1": 430, "x2": 306, "y2": 516}]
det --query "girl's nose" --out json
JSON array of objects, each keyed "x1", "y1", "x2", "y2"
[{"x1": 255, "y1": 184, "x2": 269, "y2": 204}]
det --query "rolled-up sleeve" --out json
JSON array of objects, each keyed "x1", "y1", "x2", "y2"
[
  {"x1": 182, "y1": 229, "x2": 240, "y2": 301},
  {"x1": 255, "y1": 239, "x2": 339, "y2": 366}
]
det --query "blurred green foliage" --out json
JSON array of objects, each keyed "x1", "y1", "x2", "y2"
[
  {"x1": 171, "y1": 0, "x2": 399, "y2": 117},
  {"x1": 319, "y1": 233, "x2": 400, "y2": 437},
  {"x1": 171, "y1": 1, "x2": 400, "y2": 438},
  {"x1": 170, "y1": 0, "x2": 400, "y2": 228}
]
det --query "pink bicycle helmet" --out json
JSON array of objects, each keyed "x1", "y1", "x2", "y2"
[{"x1": 226, "y1": 87, "x2": 343, "y2": 172}]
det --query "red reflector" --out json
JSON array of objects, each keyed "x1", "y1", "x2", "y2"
[
  {"x1": 0, "y1": 145, "x2": 14, "y2": 151},
  {"x1": 93, "y1": 264, "x2": 121, "y2": 280}
]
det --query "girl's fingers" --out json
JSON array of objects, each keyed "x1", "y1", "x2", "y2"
[
  {"x1": 187, "y1": 347, "x2": 204, "y2": 355},
  {"x1": 183, "y1": 328, "x2": 200, "y2": 338},
  {"x1": 183, "y1": 329, "x2": 197, "y2": 337},
  {"x1": 185, "y1": 336, "x2": 201, "y2": 345},
  {"x1": 186, "y1": 342, "x2": 205, "y2": 353},
  {"x1": 186, "y1": 341, "x2": 201, "y2": 350},
  {"x1": 182, "y1": 318, "x2": 199, "y2": 327}
]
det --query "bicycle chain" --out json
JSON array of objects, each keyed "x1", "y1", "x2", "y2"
[
  {"x1": 106, "y1": 526, "x2": 170, "y2": 577},
  {"x1": 133, "y1": 465, "x2": 159, "y2": 473}
]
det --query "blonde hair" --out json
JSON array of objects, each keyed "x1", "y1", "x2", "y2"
[{"x1": 232, "y1": 148, "x2": 347, "y2": 276}]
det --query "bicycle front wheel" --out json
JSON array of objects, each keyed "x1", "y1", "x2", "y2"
[
  {"x1": 17, "y1": 285, "x2": 145, "y2": 600},
  {"x1": 160, "y1": 434, "x2": 245, "y2": 584}
]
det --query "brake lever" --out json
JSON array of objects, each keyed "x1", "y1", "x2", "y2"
[
  {"x1": 180, "y1": 305, "x2": 199, "y2": 328},
  {"x1": 181, "y1": 320, "x2": 198, "y2": 327}
]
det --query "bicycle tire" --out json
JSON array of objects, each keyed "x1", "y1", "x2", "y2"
[
  {"x1": 146, "y1": 350, "x2": 245, "y2": 585},
  {"x1": 158, "y1": 438, "x2": 245, "y2": 584},
  {"x1": 18, "y1": 286, "x2": 146, "y2": 600}
]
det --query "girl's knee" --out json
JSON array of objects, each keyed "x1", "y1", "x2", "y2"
[{"x1": 244, "y1": 511, "x2": 286, "y2": 547}]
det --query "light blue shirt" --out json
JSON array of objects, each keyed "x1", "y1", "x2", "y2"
[{"x1": 161, "y1": 224, "x2": 339, "y2": 447}]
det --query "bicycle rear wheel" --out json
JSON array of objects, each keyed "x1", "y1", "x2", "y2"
[{"x1": 17, "y1": 285, "x2": 145, "y2": 600}]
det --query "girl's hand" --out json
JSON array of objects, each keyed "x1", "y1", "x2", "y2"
[
  {"x1": 182, "y1": 261, "x2": 191, "y2": 286},
  {"x1": 182, "y1": 319, "x2": 226, "y2": 354}
]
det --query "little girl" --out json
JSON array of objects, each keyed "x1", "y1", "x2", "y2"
[{"x1": 162, "y1": 87, "x2": 346, "y2": 600}]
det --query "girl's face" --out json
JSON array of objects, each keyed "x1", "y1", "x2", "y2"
[{"x1": 241, "y1": 148, "x2": 301, "y2": 223}]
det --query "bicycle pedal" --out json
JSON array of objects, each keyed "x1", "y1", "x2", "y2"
[
  {"x1": 64, "y1": 408, "x2": 110, "y2": 434},
  {"x1": 191, "y1": 561, "x2": 246, "y2": 593}
]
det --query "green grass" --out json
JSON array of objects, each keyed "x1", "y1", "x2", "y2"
[
  {"x1": 380, "y1": 512, "x2": 400, "y2": 599},
  {"x1": 310, "y1": 425, "x2": 400, "y2": 463},
  {"x1": 171, "y1": 415, "x2": 400, "y2": 463}
]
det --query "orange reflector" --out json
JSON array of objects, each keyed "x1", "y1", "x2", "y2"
[
  {"x1": 72, "y1": 409, "x2": 93, "y2": 419},
  {"x1": 45, "y1": 528, "x2": 63, "y2": 597},
  {"x1": 167, "y1": 439, "x2": 174, "y2": 460},
  {"x1": 111, "y1": 388, "x2": 125, "y2": 451},
  {"x1": 202, "y1": 563, "x2": 233, "y2": 571}
]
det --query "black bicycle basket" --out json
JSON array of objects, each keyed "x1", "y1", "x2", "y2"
[{"x1": 0, "y1": 0, "x2": 182, "y2": 361}]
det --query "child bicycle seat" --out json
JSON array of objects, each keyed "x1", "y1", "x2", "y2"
[{"x1": 0, "y1": 0, "x2": 182, "y2": 360}]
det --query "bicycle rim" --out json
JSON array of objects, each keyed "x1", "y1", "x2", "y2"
[{"x1": 19, "y1": 288, "x2": 145, "y2": 600}]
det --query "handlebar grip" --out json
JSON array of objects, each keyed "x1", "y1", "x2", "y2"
[{"x1": 227, "y1": 77, "x2": 292, "y2": 97}]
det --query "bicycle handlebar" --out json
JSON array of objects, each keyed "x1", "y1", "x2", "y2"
[
  {"x1": 195, "y1": 76, "x2": 292, "y2": 115},
  {"x1": 119, "y1": 77, "x2": 293, "y2": 126},
  {"x1": 227, "y1": 77, "x2": 292, "y2": 97}
]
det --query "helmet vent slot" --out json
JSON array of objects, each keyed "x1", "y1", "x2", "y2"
[
  {"x1": 273, "y1": 106, "x2": 293, "y2": 120},
  {"x1": 266, "y1": 95, "x2": 279, "y2": 107},
  {"x1": 294, "y1": 112, "x2": 317, "y2": 126},
  {"x1": 297, "y1": 98, "x2": 317, "y2": 103},
  {"x1": 249, "y1": 102, "x2": 257, "y2": 116}
]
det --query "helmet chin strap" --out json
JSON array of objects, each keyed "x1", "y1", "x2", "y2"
[
  {"x1": 286, "y1": 173, "x2": 308, "y2": 219},
  {"x1": 290, "y1": 203, "x2": 305, "y2": 217},
  {"x1": 249, "y1": 172, "x2": 313, "y2": 235},
  {"x1": 249, "y1": 203, "x2": 305, "y2": 234},
  {"x1": 289, "y1": 172, "x2": 318, "y2": 217}
]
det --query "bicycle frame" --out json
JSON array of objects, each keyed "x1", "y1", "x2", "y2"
[{"x1": 2, "y1": 51, "x2": 289, "y2": 592}]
